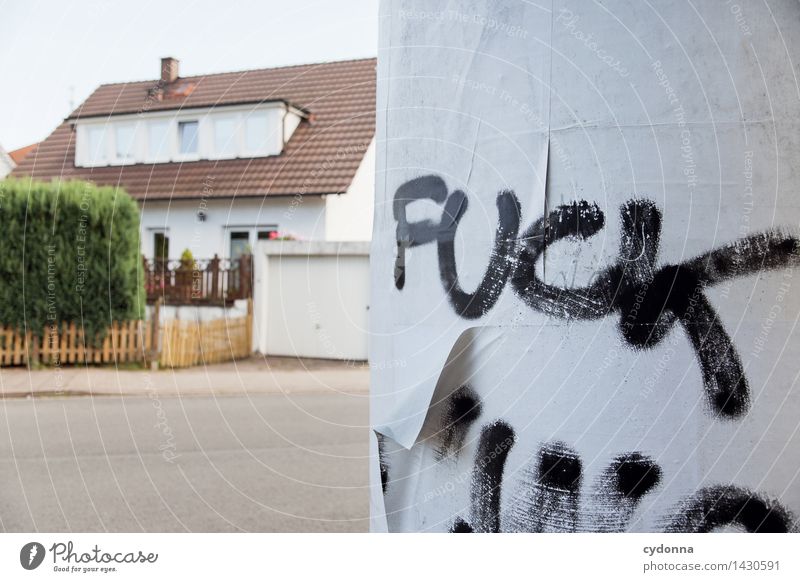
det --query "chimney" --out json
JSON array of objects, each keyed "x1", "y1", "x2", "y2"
[{"x1": 160, "y1": 57, "x2": 179, "y2": 84}]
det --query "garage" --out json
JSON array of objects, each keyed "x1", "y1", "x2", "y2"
[{"x1": 254, "y1": 241, "x2": 370, "y2": 361}]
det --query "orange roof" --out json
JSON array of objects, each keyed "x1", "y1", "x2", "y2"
[{"x1": 9, "y1": 143, "x2": 38, "y2": 165}]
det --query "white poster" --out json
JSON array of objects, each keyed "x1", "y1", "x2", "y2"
[{"x1": 371, "y1": 0, "x2": 800, "y2": 532}]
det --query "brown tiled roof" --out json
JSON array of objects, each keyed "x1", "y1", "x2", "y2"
[
  {"x1": 11, "y1": 57, "x2": 376, "y2": 200},
  {"x1": 9, "y1": 143, "x2": 38, "y2": 165}
]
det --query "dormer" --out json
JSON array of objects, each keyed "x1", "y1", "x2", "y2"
[{"x1": 74, "y1": 58, "x2": 307, "y2": 168}]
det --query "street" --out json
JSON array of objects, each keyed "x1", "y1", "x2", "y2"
[{"x1": 0, "y1": 363, "x2": 369, "y2": 532}]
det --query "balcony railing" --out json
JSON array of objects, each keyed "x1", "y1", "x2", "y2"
[{"x1": 143, "y1": 254, "x2": 253, "y2": 305}]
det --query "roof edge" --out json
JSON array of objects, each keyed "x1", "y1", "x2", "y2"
[
  {"x1": 135, "y1": 190, "x2": 344, "y2": 202},
  {"x1": 68, "y1": 97, "x2": 309, "y2": 121},
  {"x1": 80, "y1": 55, "x2": 377, "y2": 93}
]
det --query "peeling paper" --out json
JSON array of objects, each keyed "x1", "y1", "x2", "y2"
[{"x1": 371, "y1": 0, "x2": 800, "y2": 532}]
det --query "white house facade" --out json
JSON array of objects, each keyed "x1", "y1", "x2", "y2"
[
  {"x1": 0, "y1": 145, "x2": 14, "y2": 179},
  {"x1": 137, "y1": 138, "x2": 375, "y2": 260}
]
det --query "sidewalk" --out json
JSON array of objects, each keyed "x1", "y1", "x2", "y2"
[{"x1": 0, "y1": 356, "x2": 370, "y2": 398}]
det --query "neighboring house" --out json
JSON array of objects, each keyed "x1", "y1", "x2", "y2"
[
  {"x1": 12, "y1": 57, "x2": 376, "y2": 261},
  {"x1": 9, "y1": 143, "x2": 39, "y2": 166},
  {"x1": 0, "y1": 144, "x2": 14, "y2": 179}
]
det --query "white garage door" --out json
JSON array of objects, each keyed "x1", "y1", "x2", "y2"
[{"x1": 264, "y1": 254, "x2": 369, "y2": 360}]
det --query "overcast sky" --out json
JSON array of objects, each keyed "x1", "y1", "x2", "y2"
[{"x1": 0, "y1": 0, "x2": 378, "y2": 152}]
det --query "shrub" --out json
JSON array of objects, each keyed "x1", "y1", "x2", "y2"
[
  {"x1": 0, "y1": 178, "x2": 144, "y2": 341},
  {"x1": 179, "y1": 248, "x2": 195, "y2": 269}
]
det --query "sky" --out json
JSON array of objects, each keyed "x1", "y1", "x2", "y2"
[{"x1": 0, "y1": 0, "x2": 378, "y2": 152}]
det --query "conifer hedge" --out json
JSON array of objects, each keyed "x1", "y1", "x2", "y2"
[{"x1": 0, "y1": 178, "x2": 144, "y2": 340}]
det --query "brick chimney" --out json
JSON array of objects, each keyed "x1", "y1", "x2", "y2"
[{"x1": 160, "y1": 57, "x2": 179, "y2": 84}]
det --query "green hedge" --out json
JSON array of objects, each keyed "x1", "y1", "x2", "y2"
[{"x1": 0, "y1": 178, "x2": 144, "y2": 341}]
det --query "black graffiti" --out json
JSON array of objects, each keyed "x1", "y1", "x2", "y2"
[
  {"x1": 436, "y1": 385, "x2": 483, "y2": 460},
  {"x1": 513, "y1": 199, "x2": 800, "y2": 417},
  {"x1": 591, "y1": 453, "x2": 663, "y2": 533},
  {"x1": 392, "y1": 177, "x2": 800, "y2": 417},
  {"x1": 509, "y1": 441, "x2": 584, "y2": 532},
  {"x1": 448, "y1": 420, "x2": 514, "y2": 533},
  {"x1": 465, "y1": 421, "x2": 516, "y2": 533},
  {"x1": 438, "y1": 190, "x2": 521, "y2": 318},
  {"x1": 393, "y1": 175, "x2": 449, "y2": 290},
  {"x1": 376, "y1": 432, "x2": 389, "y2": 494},
  {"x1": 393, "y1": 176, "x2": 521, "y2": 316},
  {"x1": 664, "y1": 485, "x2": 795, "y2": 533},
  {"x1": 502, "y1": 444, "x2": 661, "y2": 533},
  {"x1": 451, "y1": 431, "x2": 662, "y2": 533},
  {"x1": 443, "y1": 421, "x2": 792, "y2": 533},
  {"x1": 377, "y1": 410, "x2": 795, "y2": 533},
  {"x1": 438, "y1": 402, "x2": 662, "y2": 533}
]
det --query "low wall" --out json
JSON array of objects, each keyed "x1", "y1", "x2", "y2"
[{"x1": 145, "y1": 299, "x2": 250, "y2": 323}]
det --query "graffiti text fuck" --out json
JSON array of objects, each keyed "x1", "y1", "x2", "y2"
[{"x1": 392, "y1": 175, "x2": 800, "y2": 418}]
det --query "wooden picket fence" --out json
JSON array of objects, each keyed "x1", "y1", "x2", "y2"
[
  {"x1": 160, "y1": 313, "x2": 253, "y2": 368},
  {"x1": 0, "y1": 321, "x2": 151, "y2": 366},
  {"x1": 0, "y1": 305, "x2": 252, "y2": 369}
]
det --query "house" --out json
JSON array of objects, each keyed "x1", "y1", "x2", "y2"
[
  {"x1": 11, "y1": 57, "x2": 376, "y2": 261},
  {"x1": 0, "y1": 144, "x2": 14, "y2": 179},
  {"x1": 12, "y1": 57, "x2": 377, "y2": 361},
  {"x1": 9, "y1": 143, "x2": 39, "y2": 166}
]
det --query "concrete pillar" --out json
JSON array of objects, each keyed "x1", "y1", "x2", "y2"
[{"x1": 371, "y1": 0, "x2": 800, "y2": 532}]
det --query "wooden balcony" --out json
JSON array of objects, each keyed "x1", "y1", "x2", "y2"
[{"x1": 143, "y1": 254, "x2": 253, "y2": 305}]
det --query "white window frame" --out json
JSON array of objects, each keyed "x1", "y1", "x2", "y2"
[
  {"x1": 145, "y1": 119, "x2": 173, "y2": 164},
  {"x1": 176, "y1": 119, "x2": 201, "y2": 161},
  {"x1": 113, "y1": 123, "x2": 138, "y2": 165},
  {"x1": 243, "y1": 110, "x2": 271, "y2": 156},
  {"x1": 85, "y1": 124, "x2": 110, "y2": 166},
  {"x1": 213, "y1": 114, "x2": 242, "y2": 160}
]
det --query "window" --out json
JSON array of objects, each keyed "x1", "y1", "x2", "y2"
[
  {"x1": 178, "y1": 120, "x2": 199, "y2": 155},
  {"x1": 153, "y1": 232, "x2": 170, "y2": 262},
  {"x1": 229, "y1": 231, "x2": 250, "y2": 260},
  {"x1": 115, "y1": 125, "x2": 136, "y2": 161},
  {"x1": 214, "y1": 117, "x2": 238, "y2": 157},
  {"x1": 148, "y1": 120, "x2": 170, "y2": 160},
  {"x1": 244, "y1": 111, "x2": 269, "y2": 154},
  {"x1": 86, "y1": 125, "x2": 108, "y2": 164}
]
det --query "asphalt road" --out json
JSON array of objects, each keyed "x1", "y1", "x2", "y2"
[{"x1": 0, "y1": 392, "x2": 369, "y2": 532}]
